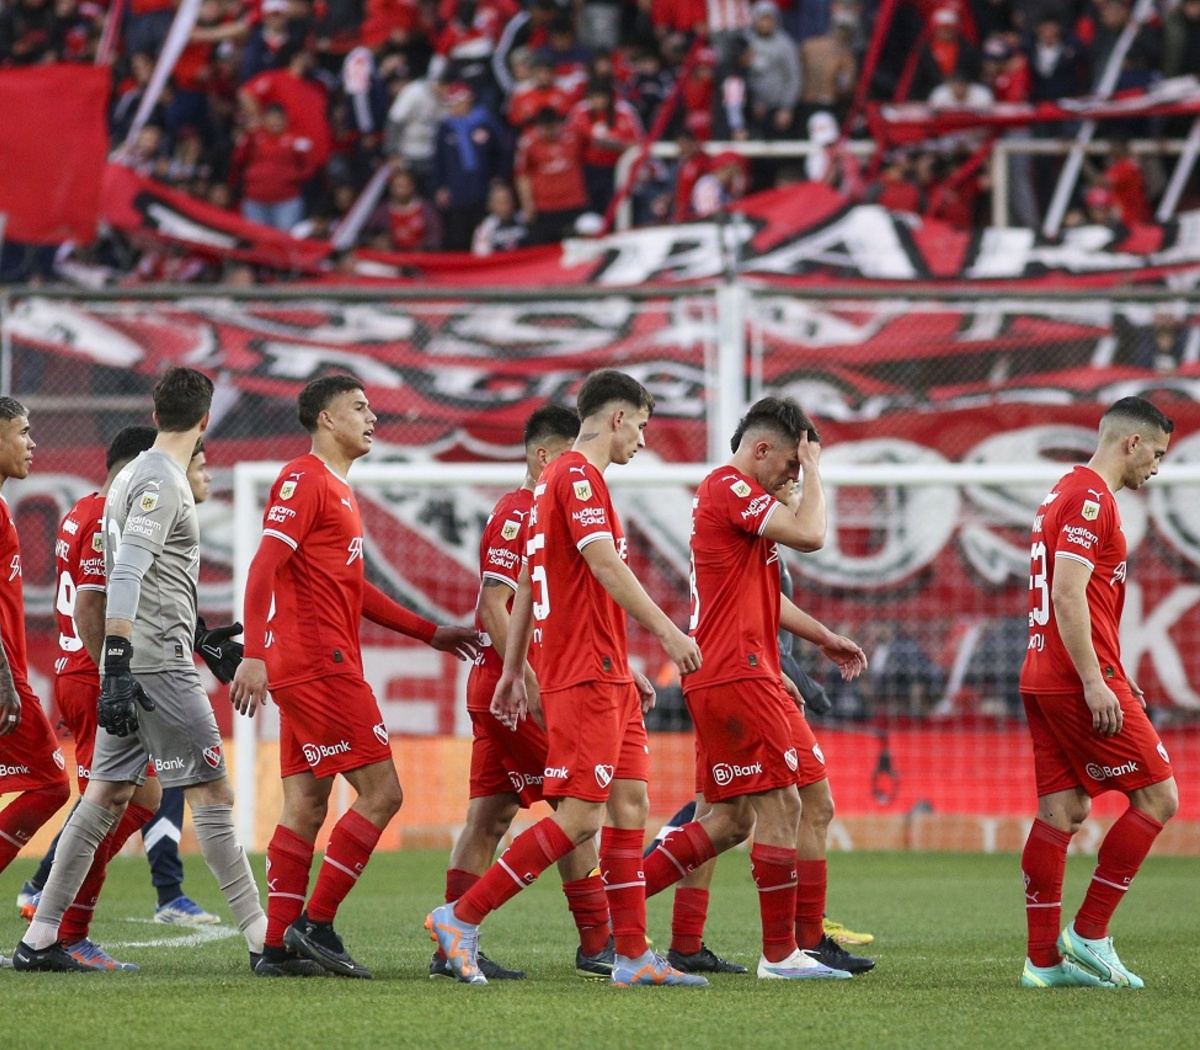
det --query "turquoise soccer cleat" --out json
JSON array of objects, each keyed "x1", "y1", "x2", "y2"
[
  {"x1": 1058, "y1": 922, "x2": 1144, "y2": 989},
  {"x1": 1020, "y1": 957, "x2": 1116, "y2": 988}
]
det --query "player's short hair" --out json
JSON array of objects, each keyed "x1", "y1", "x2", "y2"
[
  {"x1": 153, "y1": 366, "x2": 214, "y2": 432},
  {"x1": 576, "y1": 370, "x2": 655, "y2": 421},
  {"x1": 730, "y1": 396, "x2": 819, "y2": 454},
  {"x1": 298, "y1": 373, "x2": 365, "y2": 432},
  {"x1": 0, "y1": 396, "x2": 28, "y2": 423},
  {"x1": 1102, "y1": 396, "x2": 1174, "y2": 436},
  {"x1": 523, "y1": 404, "x2": 580, "y2": 448},
  {"x1": 105, "y1": 425, "x2": 157, "y2": 470},
  {"x1": 191, "y1": 438, "x2": 206, "y2": 460}
]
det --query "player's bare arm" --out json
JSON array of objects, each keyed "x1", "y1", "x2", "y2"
[
  {"x1": 74, "y1": 587, "x2": 107, "y2": 667},
  {"x1": 633, "y1": 668, "x2": 656, "y2": 714},
  {"x1": 0, "y1": 629, "x2": 20, "y2": 736},
  {"x1": 779, "y1": 596, "x2": 867, "y2": 680},
  {"x1": 781, "y1": 671, "x2": 805, "y2": 709},
  {"x1": 230, "y1": 533, "x2": 296, "y2": 717},
  {"x1": 579, "y1": 539, "x2": 701, "y2": 674},
  {"x1": 762, "y1": 434, "x2": 826, "y2": 552},
  {"x1": 362, "y1": 581, "x2": 479, "y2": 661},
  {"x1": 493, "y1": 568, "x2": 536, "y2": 728},
  {"x1": 1051, "y1": 555, "x2": 1123, "y2": 736}
]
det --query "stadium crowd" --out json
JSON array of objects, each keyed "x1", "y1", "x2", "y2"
[{"x1": 2, "y1": 0, "x2": 1199, "y2": 280}]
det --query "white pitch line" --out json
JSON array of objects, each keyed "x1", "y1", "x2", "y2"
[{"x1": 107, "y1": 924, "x2": 240, "y2": 949}]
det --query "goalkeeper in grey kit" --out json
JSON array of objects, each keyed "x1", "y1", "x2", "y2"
[{"x1": 15, "y1": 367, "x2": 267, "y2": 972}]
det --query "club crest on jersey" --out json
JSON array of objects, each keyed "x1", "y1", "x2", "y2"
[
  {"x1": 372, "y1": 722, "x2": 388, "y2": 746},
  {"x1": 594, "y1": 764, "x2": 614, "y2": 788},
  {"x1": 1082, "y1": 500, "x2": 1100, "y2": 521},
  {"x1": 52, "y1": 749, "x2": 66, "y2": 771},
  {"x1": 731, "y1": 480, "x2": 752, "y2": 498},
  {"x1": 91, "y1": 533, "x2": 104, "y2": 552},
  {"x1": 203, "y1": 745, "x2": 222, "y2": 768},
  {"x1": 138, "y1": 492, "x2": 158, "y2": 512},
  {"x1": 574, "y1": 480, "x2": 592, "y2": 501},
  {"x1": 280, "y1": 481, "x2": 297, "y2": 500},
  {"x1": 501, "y1": 520, "x2": 520, "y2": 541}
]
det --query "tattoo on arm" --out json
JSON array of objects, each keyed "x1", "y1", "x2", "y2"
[{"x1": 481, "y1": 578, "x2": 507, "y2": 589}]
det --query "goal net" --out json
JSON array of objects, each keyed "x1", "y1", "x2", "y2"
[{"x1": 230, "y1": 456, "x2": 1200, "y2": 856}]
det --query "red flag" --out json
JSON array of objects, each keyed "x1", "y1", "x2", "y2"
[{"x1": 0, "y1": 65, "x2": 110, "y2": 245}]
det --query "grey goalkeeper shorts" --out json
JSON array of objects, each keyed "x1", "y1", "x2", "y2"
[{"x1": 91, "y1": 667, "x2": 227, "y2": 789}]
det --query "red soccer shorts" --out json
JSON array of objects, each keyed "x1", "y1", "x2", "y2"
[
  {"x1": 1023, "y1": 689, "x2": 1174, "y2": 798},
  {"x1": 275, "y1": 675, "x2": 392, "y2": 779},
  {"x1": 778, "y1": 691, "x2": 830, "y2": 790},
  {"x1": 0, "y1": 685, "x2": 69, "y2": 793},
  {"x1": 684, "y1": 678, "x2": 800, "y2": 803},
  {"x1": 541, "y1": 680, "x2": 648, "y2": 803},
  {"x1": 55, "y1": 672, "x2": 99, "y2": 787},
  {"x1": 468, "y1": 709, "x2": 549, "y2": 806}
]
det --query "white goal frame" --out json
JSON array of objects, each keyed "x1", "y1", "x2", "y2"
[{"x1": 229, "y1": 458, "x2": 1200, "y2": 845}]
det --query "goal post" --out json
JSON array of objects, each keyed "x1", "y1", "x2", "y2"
[{"x1": 229, "y1": 458, "x2": 1200, "y2": 853}]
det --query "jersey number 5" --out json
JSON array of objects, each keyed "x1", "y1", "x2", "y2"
[{"x1": 527, "y1": 531, "x2": 550, "y2": 621}]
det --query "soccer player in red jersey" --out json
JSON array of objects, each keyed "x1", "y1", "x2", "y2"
[
  {"x1": 231, "y1": 374, "x2": 478, "y2": 979},
  {"x1": 427, "y1": 369, "x2": 706, "y2": 987},
  {"x1": 434, "y1": 403, "x2": 616, "y2": 980},
  {"x1": 1018, "y1": 397, "x2": 1178, "y2": 989},
  {"x1": 639, "y1": 396, "x2": 872, "y2": 979},
  {"x1": 0, "y1": 398, "x2": 71, "y2": 958}
]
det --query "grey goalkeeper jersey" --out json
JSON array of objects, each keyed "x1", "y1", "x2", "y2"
[{"x1": 104, "y1": 449, "x2": 199, "y2": 673}]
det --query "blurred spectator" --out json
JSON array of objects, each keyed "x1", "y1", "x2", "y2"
[
  {"x1": 536, "y1": 15, "x2": 592, "y2": 101},
  {"x1": 240, "y1": 0, "x2": 309, "y2": 83},
  {"x1": 1104, "y1": 138, "x2": 1150, "y2": 226},
  {"x1": 712, "y1": 35, "x2": 757, "y2": 140},
  {"x1": 507, "y1": 53, "x2": 571, "y2": 128},
  {"x1": 671, "y1": 130, "x2": 711, "y2": 220},
  {"x1": 0, "y1": 0, "x2": 67, "y2": 65},
  {"x1": 1075, "y1": 184, "x2": 1129, "y2": 237},
  {"x1": 471, "y1": 179, "x2": 530, "y2": 254},
  {"x1": 578, "y1": 0, "x2": 622, "y2": 52},
  {"x1": 125, "y1": 123, "x2": 170, "y2": 178},
  {"x1": 648, "y1": 0, "x2": 707, "y2": 41},
  {"x1": 492, "y1": 0, "x2": 562, "y2": 98},
  {"x1": 805, "y1": 109, "x2": 860, "y2": 197},
  {"x1": 676, "y1": 45, "x2": 716, "y2": 141},
  {"x1": 231, "y1": 103, "x2": 319, "y2": 231},
  {"x1": 980, "y1": 35, "x2": 1030, "y2": 102},
  {"x1": 864, "y1": 150, "x2": 925, "y2": 212},
  {"x1": 1131, "y1": 310, "x2": 1191, "y2": 372},
  {"x1": 928, "y1": 67, "x2": 994, "y2": 109},
  {"x1": 970, "y1": 0, "x2": 1016, "y2": 43},
  {"x1": 428, "y1": 0, "x2": 511, "y2": 115},
  {"x1": 627, "y1": 45, "x2": 674, "y2": 130},
  {"x1": 314, "y1": 0, "x2": 367, "y2": 70},
  {"x1": 799, "y1": 6, "x2": 858, "y2": 121},
  {"x1": 361, "y1": 0, "x2": 426, "y2": 52},
  {"x1": 690, "y1": 150, "x2": 748, "y2": 217},
  {"x1": 432, "y1": 81, "x2": 510, "y2": 250},
  {"x1": 163, "y1": 126, "x2": 214, "y2": 188},
  {"x1": 747, "y1": 0, "x2": 801, "y2": 137},
  {"x1": 111, "y1": 51, "x2": 165, "y2": 145},
  {"x1": 912, "y1": 6, "x2": 981, "y2": 101},
  {"x1": 568, "y1": 78, "x2": 643, "y2": 215},
  {"x1": 1164, "y1": 0, "x2": 1200, "y2": 79},
  {"x1": 366, "y1": 166, "x2": 443, "y2": 250},
  {"x1": 1024, "y1": 15, "x2": 1088, "y2": 102},
  {"x1": 123, "y1": 0, "x2": 176, "y2": 58},
  {"x1": 1084, "y1": 0, "x2": 1161, "y2": 94},
  {"x1": 514, "y1": 105, "x2": 588, "y2": 244},
  {"x1": 239, "y1": 43, "x2": 333, "y2": 173},
  {"x1": 869, "y1": 623, "x2": 944, "y2": 718},
  {"x1": 385, "y1": 60, "x2": 444, "y2": 184}
]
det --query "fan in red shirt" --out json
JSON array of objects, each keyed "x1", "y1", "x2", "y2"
[
  {"x1": 427, "y1": 370, "x2": 705, "y2": 988},
  {"x1": 0, "y1": 399, "x2": 71, "y2": 894},
  {"x1": 515, "y1": 106, "x2": 589, "y2": 245},
  {"x1": 638, "y1": 396, "x2": 871, "y2": 979},
  {"x1": 432, "y1": 405, "x2": 615, "y2": 981},
  {"x1": 366, "y1": 167, "x2": 443, "y2": 251},
  {"x1": 1018, "y1": 397, "x2": 1177, "y2": 990},
  {"x1": 672, "y1": 131, "x2": 712, "y2": 220},
  {"x1": 231, "y1": 103, "x2": 320, "y2": 231},
  {"x1": 1104, "y1": 141, "x2": 1150, "y2": 227},
  {"x1": 232, "y1": 374, "x2": 478, "y2": 980},
  {"x1": 507, "y1": 55, "x2": 572, "y2": 129},
  {"x1": 567, "y1": 79, "x2": 645, "y2": 214}
]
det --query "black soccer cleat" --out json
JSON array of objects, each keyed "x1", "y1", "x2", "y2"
[
  {"x1": 12, "y1": 940, "x2": 95, "y2": 973},
  {"x1": 807, "y1": 934, "x2": 875, "y2": 974},
  {"x1": 254, "y1": 945, "x2": 331, "y2": 977},
  {"x1": 429, "y1": 948, "x2": 525, "y2": 980},
  {"x1": 283, "y1": 912, "x2": 372, "y2": 979},
  {"x1": 667, "y1": 943, "x2": 749, "y2": 974},
  {"x1": 575, "y1": 937, "x2": 615, "y2": 979}
]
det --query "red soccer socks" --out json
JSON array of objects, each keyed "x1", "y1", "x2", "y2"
[
  {"x1": 601, "y1": 826, "x2": 649, "y2": 959},
  {"x1": 307, "y1": 809, "x2": 382, "y2": 924},
  {"x1": 643, "y1": 821, "x2": 718, "y2": 899},
  {"x1": 794, "y1": 858, "x2": 827, "y2": 951},
  {"x1": 264, "y1": 824, "x2": 314, "y2": 948},
  {"x1": 562, "y1": 872, "x2": 611, "y2": 957},
  {"x1": 670, "y1": 887, "x2": 709, "y2": 957},
  {"x1": 1074, "y1": 807, "x2": 1163, "y2": 940},
  {"x1": 751, "y1": 843, "x2": 798, "y2": 963},
  {"x1": 0, "y1": 784, "x2": 70, "y2": 872},
  {"x1": 1021, "y1": 818, "x2": 1071, "y2": 966},
  {"x1": 455, "y1": 818, "x2": 574, "y2": 926}
]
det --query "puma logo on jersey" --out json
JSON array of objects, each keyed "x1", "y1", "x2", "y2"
[
  {"x1": 341, "y1": 497, "x2": 353, "y2": 509},
  {"x1": 347, "y1": 537, "x2": 364, "y2": 565},
  {"x1": 569, "y1": 466, "x2": 587, "y2": 476}
]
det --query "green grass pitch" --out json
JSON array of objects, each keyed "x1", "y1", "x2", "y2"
[{"x1": 2, "y1": 850, "x2": 1197, "y2": 1050}]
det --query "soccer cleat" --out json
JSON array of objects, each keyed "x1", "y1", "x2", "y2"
[
  {"x1": 667, "y1": 943, "x2": 749, "y2": 974},
  {"x1": 611, "y1": 949, "x2": 709, "y2": 987},
  {"x1": 65, "y1": 938, "x2": 139, "y2": 972},
  {"x1": 425, "y1": 903, "x2": 486, "y2": 984},
  {"x1": 15, "y1": 880, "x2": 39, "y2": 915},
  {"x1": 20, "y1": 890, "x2": 40, "y2": 924},
  {"x1": 757, "y1": 948, "x2": 852, "y2": 980},
  {"x1": 806, "y1": 935, "x2": 875, "y2": 974},
  {"x1": 254, "y1": 946, "x2": 330, "y2": 977},
  {"x1": 576, "y1": 938, "x2": 615, "y2": 979},
  {"x1": 154, "y1": 895, "x2": 220, "y2": 926},
  {"x1": 1058, "y1": 923, "x2": 1144, "y2": 989},
  {"x1": 1020, "y1": 957, "x2": 1117, "y2": 988},
  {"x1": 12, "y1": 940, "x2": 96, "y2": 973},
  {"x1": 283, "y1": 912, "x2": 372, "y2": 979},
  {"x1": 823, "y1": 916, "x2": 874, "y2": 947},
  {"x1": 429, "y1": 948, "x2": 525, "y2": 980},
  {"x1": 0, "y1": 952, "x2": 13, "y2": 969}
]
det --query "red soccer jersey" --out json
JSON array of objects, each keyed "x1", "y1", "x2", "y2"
[
  {"x1": 472, "y1": 485, "x2": 533, "y2": 687},
  {"x1": 1020, "y1": 466, "x2": 1127, "y2": 695},
  {"x1": 684, "y1": 466, "x2": 783, "y2": 691},
  {"x1": 515, "y1": 126, "x2": 589, "y2": 212},
  {"x1": 508, "y1": 85, "x2": 571, "y2": 129},
  {"x1": 527, "y1": 451, "x2": 632, "y2": 691},
  {"x1": 257, "y1": 453, "x2": 367, "y2": 688},
  {"x1": 54, "y1": 491, "x2": 106, "y2": 678},
  {"x1": 0, "y1": 495, "x2": 37, "y2": 706},
  {"x1": 567, "y1": 100, "x2": 643, "y2": 168}
]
